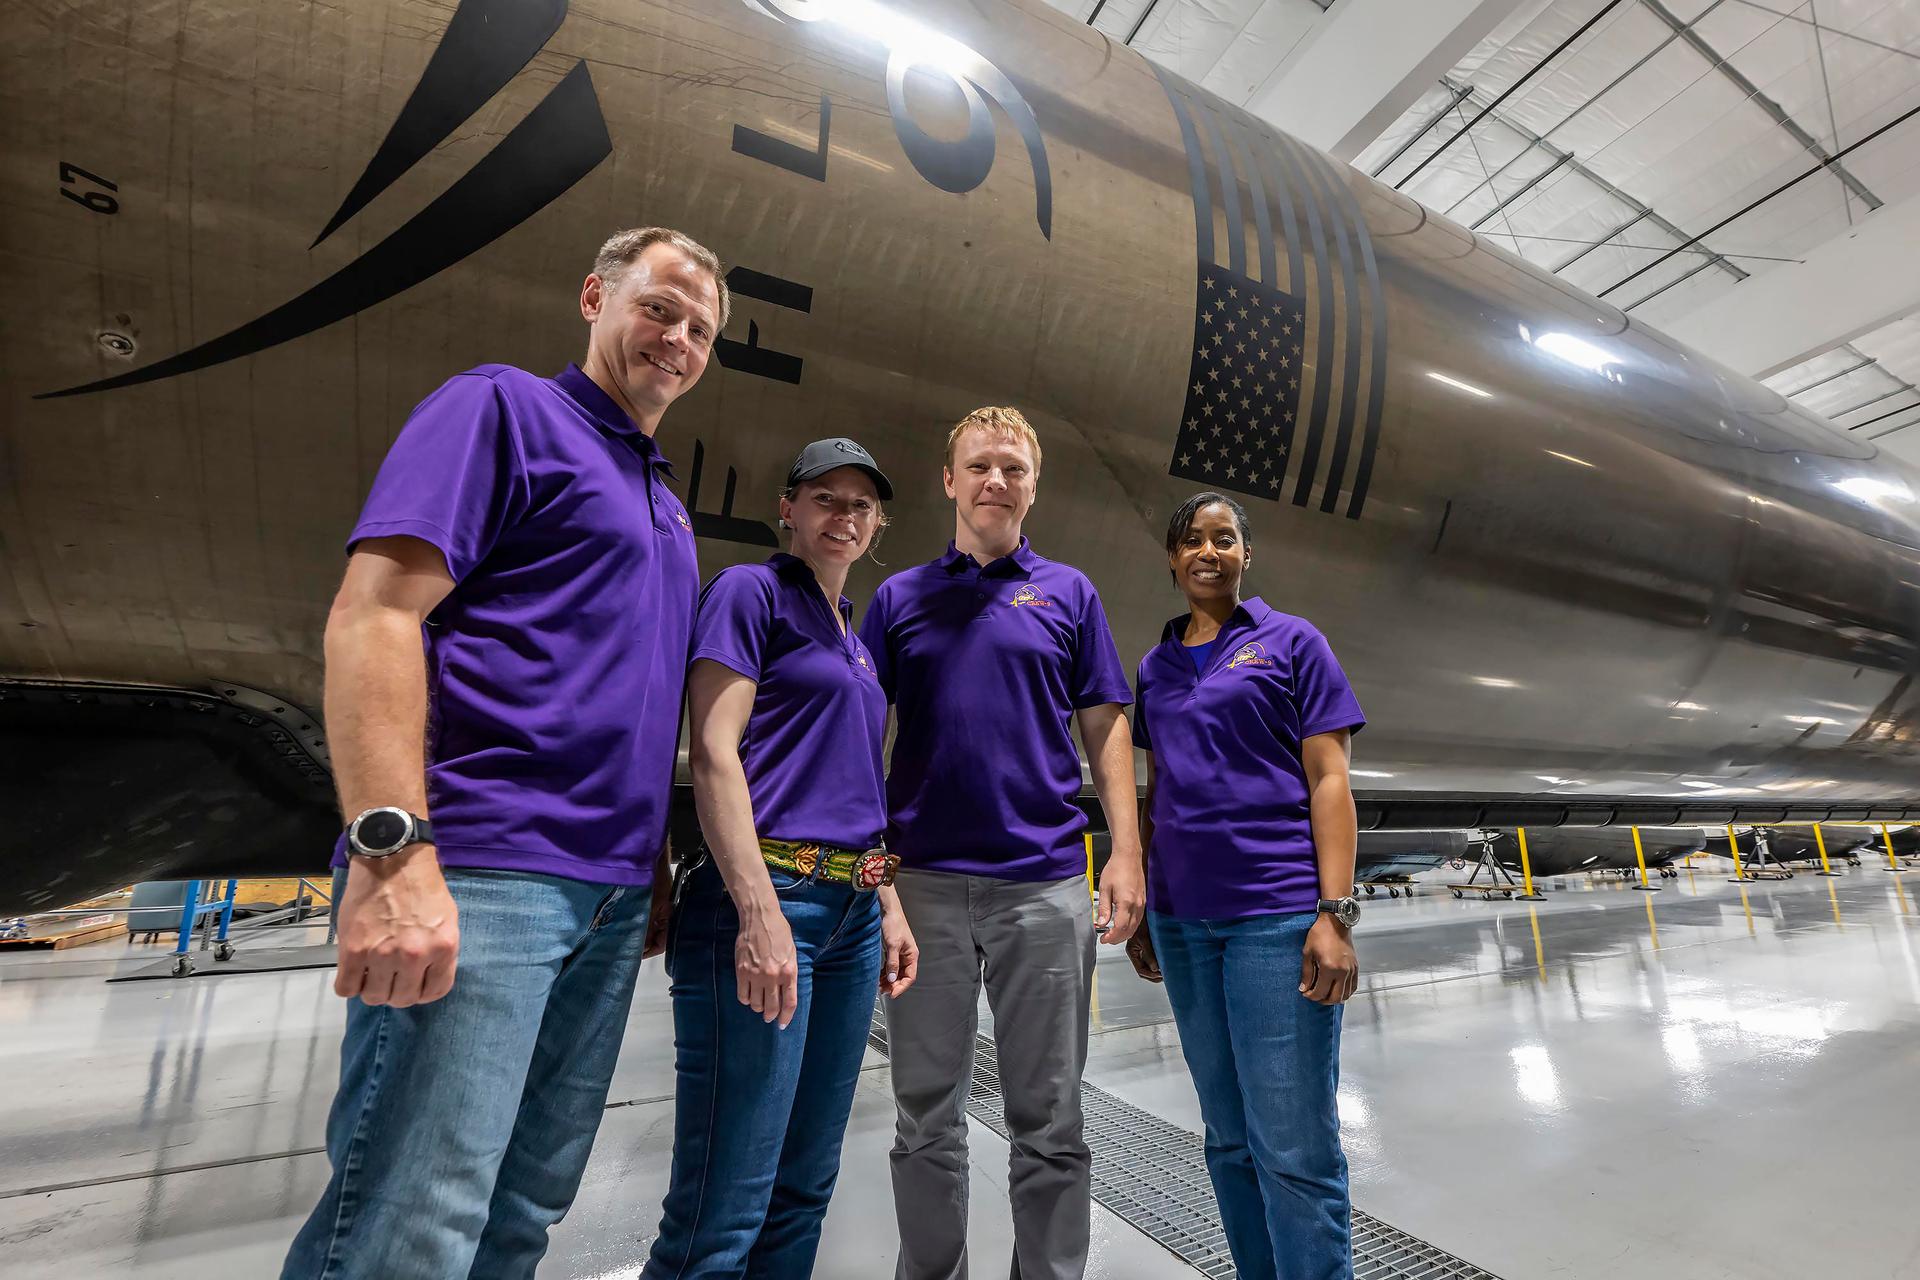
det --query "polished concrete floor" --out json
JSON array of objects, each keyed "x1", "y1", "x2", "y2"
[{"x1": 4, "y1": 863, "x2": 1919, "y2": 1278}]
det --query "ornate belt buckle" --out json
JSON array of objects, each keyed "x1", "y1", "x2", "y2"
[{"x1": 852, "y1": 851, "x2": 890, "y2": 892}]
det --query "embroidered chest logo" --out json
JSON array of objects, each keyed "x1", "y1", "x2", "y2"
[
  {"x1": 673, "y1": 507, "x2": 693, "y2": 532},
  {"x1": 854, "y1": 648, "x2": 874, "y2": 676},
  {"x1": 1010, "y1": 583, "x2": 1054, "y2": 609},
  {"x1": 1227, "y1": 642, "x2": 1274, "y2": 671}
]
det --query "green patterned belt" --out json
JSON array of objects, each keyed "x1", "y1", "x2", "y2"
[{"x1": 760, "y1": 838, "x2": 899, "y2": 891}]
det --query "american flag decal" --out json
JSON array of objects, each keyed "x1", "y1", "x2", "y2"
[
  {"x1": 1176, "y1": 270, "x2": 1305, "y2": 498},
  {"x1": 1153, "y1": 66, "x2": 1390, "y2": 520}
]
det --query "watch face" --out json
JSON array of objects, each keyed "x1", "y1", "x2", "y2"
[
  {"x1": 357, "y1": 809, "x2": 410, "y2": 853},
  {"x1": 1337, "y1": 898, "x2": 1361, "y2": 927}
]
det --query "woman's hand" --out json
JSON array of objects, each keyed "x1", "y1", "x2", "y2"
[
  {"x1": 1299, "y1": 915, "x2": 1357, "y2": 1005},
  {"x1": 879, "y1": 898, "x2": 919, "y2": 998},
  {"x1": 1125, "y1": 929, "x2": 1163, "y2": 984},
  {"x1": 735, "y1": 896, "x2": 799, "y2": 1028}
]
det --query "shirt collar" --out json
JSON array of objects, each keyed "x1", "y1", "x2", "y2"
[
  {"x1": 940, "y1": 536, "x2": 1039, "y2": 576},
  {"x1": 552, "y1": 363, "x2": 677, "y2": 475},
  {"x1": 768, "y1": 553, "x2": 855, "y2": 624},
  {"x1": 1160, "y1": 595, "x2": 1272, "y2": 644}
]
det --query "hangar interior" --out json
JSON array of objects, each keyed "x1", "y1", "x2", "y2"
[{"x1": 4, "y1": 1, "x2": 1920, "y2": 1278}]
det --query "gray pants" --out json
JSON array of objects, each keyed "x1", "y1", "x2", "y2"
[{"x1": 886, "y1": 868, "x2": 1097, "y2": 1280}]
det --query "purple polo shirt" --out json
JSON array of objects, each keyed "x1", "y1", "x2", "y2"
[
  {"x1": 1134, "y1": 598, "x2": 1365, "y2": 919},
  {"x1": 859, "y1": 539, "x2": 1132, "y2": 881},
  {"x1": 339, "y1": 363, "x2": 698, "y2": 887},
  {"x1": 691, "y1": 555, "x2": 888, "y2": 851}
]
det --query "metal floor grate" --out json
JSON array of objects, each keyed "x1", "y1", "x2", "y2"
[{"x1": 869, "y1": 1015, "x2": 1500, "y2": 1279}]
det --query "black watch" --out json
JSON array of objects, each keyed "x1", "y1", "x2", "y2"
[
  {"x1": 1317, "y1": 896, "x2": 1360, "y2": 928},
  {"x1": 346, "y1": 807, "x2": 436, "y2": 859}
]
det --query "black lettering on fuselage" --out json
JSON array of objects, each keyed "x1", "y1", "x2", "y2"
[
  {"x1": 714, "y1": 266, "x2": 811, "y2": 386},
  {"x1": 731, "y1": 93, "x2": 830, "y2": 182}
]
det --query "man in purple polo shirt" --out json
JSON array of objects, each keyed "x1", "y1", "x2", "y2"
[
  {"x1": 280, "y1": 227, "x2": 727, "y2": 1280},
  {"x1": 859, "y1": 406, "x2": 1146, "y2": 1280}
]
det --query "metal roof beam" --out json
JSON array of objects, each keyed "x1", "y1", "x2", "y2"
[
  {"x1": 1244, "y1": 0, "x2": 1531, "y2": 162},
  {"x1": 1638, "y1": 0, "x2": 1882, "y2": 212},
  {"x1": 1438, "y1": 78, "x2": 1750, "y2": 285},
  {"x1": 1661, "y1": 191, "x2": 1920, "y2": 378}
]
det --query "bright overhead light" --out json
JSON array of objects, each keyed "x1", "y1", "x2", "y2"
[
  {"x1": 1532, "y1": 331, "x2": 1621, "y2": 379},
  {"x1": 1671, "y1": 701, "x2": 1707, "y2": 712},
  {"x1": 1833, "y1": 476, "x2": 1913, "y2": 504},
  {"x1": 1535, "y1": 775, "x2": 1571, "y2": 785},
  {"x1": 1681, "y1": 780, "x2": 1719, "y2": 789},
  {"x1": 1351, "y1": 769, "x2": 1396, "y2": 779},
  {"x1": 1428, "y1": 371, "x2": 1491, "y2": 398},
  {"x1": 1545, "y1": 450, "x2": 1596, "y2": 469},
  {"x1": 1472, "y1": 676, "x2": 1520, "y2": 688},
  {"x1": 1785, "y1": 715, "x2": 1830, "y2": 725}
]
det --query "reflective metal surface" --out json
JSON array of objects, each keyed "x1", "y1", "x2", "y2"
[{"x1": 3, "y1": 0, "x2": 1918, "y2": 903}]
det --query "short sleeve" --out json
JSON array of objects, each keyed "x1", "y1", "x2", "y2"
[
  {"x1": 857, "y1": 579, "x2": 897, "y2": 702},
  {"x1": 1292, "y1": 625, "x2": 1366, "y2": 739},
  {"x1": 691, "y1": 568, "x2": 776, "y2": 682},
  {"x1": 1069, "y1": 581, "x2": 1133, "y2": 709},
  {"x1": 1131, "y1": 657, "x2": 1154, "y2": 750},
  {"x1": 349, "y1": 374, "x2": 524, "y2": 583}
]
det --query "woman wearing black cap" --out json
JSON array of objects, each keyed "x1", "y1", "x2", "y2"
[{"x1": 644, "y1": 438, "x2": 917, "y2": 1279}]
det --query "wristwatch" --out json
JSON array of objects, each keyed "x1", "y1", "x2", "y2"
[
  {"x1": 346, "y1": 806, "x2": 436, "y2": 859},
  {"x1": 1316, "y1": 896, "x2": 1361, "y2": 928}
]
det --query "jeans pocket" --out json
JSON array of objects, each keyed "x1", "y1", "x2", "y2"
[{"x1": 767, "y1": 866, "x2": 811, "y2": 894}]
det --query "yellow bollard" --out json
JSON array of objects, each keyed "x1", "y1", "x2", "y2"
[
  {"x1": 1085, "y1": 833, "x2": 1096, "y2": 903},
  {"x1": 1883, "y1": 824, "x2": 1902, "y2": 872},
  {"x1": 1515, "y1": 827, "x2": 1545, "y2": 900},
  {"x1": 1725, "y1": 825, "x2": 1750, "y2": 883},
  {"x1": 1630, "y1": 826, "x2": 1660, "y2": 891},
  {"x1": 1811, "y1": 822, "x2": 1842, "y2": 877}
]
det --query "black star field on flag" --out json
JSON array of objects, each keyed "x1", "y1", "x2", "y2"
[{"x1": 1171, "y1": 268, "x2": 1306, "y2": 499}]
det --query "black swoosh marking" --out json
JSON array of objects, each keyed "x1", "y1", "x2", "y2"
[
  {"x1": 312, "y1": 0, "x2": 569, "y2": 246},
  {"x1": 39, "y1": 62, "x2": 610, "y2": 400}
]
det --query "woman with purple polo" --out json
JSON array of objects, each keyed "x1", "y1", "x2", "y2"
[
  {"x1": 1126, "y1": 491, "x2": 1367, "y2": 1280},
  {"x1": 643, "y1": 438, "x2": 919, "y2": 1280}
]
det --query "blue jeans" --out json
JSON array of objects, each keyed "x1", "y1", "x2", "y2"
[
  {"x1": 283, "y1": 868, "x2": 648, "y2": 1280},
  {"x1": 644, "y1": 856, "x2": 883, "y2": 1279},
  {"x1": 1149, "y1": 909, "x2": 1351, "y2": 1280}
]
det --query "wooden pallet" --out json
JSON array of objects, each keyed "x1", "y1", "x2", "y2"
[
  {"x1": 0, "y1": 913, "x2": 128, "y2": 950},
  {"x1": 1445, "y1": 883, "x2": 1520, "y2": 899}
]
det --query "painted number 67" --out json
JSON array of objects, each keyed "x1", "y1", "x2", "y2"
[{"x1": 59, "y1": 161, "x2": 119, "y2": 215}]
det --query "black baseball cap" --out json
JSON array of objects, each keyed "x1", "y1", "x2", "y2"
[{"x1": 785, "y1": 437, "x2": 894, "y2": 500}]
